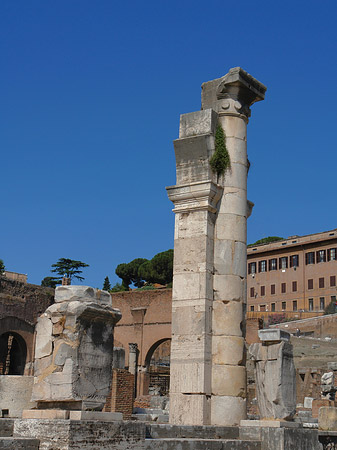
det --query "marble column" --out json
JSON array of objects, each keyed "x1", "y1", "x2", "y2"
[{"x1": 167, "y1": 67, "x2": 266, "y2": 425}]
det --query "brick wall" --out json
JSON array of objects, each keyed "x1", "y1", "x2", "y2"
[
  {"x1": 104, "y1": 369, "x2": 134, "y2": 420},
  {"x1": 0, "y1": 278, "x2": 54, "y2": 326}
]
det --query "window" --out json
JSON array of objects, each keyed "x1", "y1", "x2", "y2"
[
  {"x1": 309, "y1": 298, "x2": 314, "y2": 311},
  {"x1": 331, "y1": 295, "x2": 336, "y2": 303},
  {"x1": 271, "y1": 303, "x2": 276, "y2": 312},
  {"x1": 271, "y1": 284, "x2": 276, "y2": 295},
  {"x1": 261, "y1": 286, "x2": 265, "y2": 296},
  {"x1": 293, "y1": 300, "x2": 298, "y2": 311},
  {"x1": 292, "y1": 281, "x2": 297, "y2": 292},
  {"x1": 319, "y1": 277, "x2": 324, "y2": 288},
  {"x1": 281, "y1": 283, "x2": 286, "y2": 294},
  {"x1": 320, "y1": 297, "x2": 325, "y2": 310},
  {"x1": 250, "y1": 305, "x2": 254, "y2": 312},
  {"x1": 290, "y1": 255, "x2": 299, "y2": 268},
  {"x1": 282, "y1": 301, "x2": 286, "y2": 311},
  {"x1": 308, "y1": 279, "x2": 313, "y2": 290},
  {"x1": 269, "y1": 258, "x2": 277, "y2": 271},
  {"x1": 250, "y1": 287, "x2": 255, "y2": 298},
  {"x1": 317, "y1": 250, "x2": 326, "y2": 263},
  {"x1": 328, "y1": 249, "x2": 337, "y2": 261},
  {"x1": 331, "y1": 276, "x2": 336, "y2": 287},
  {"x1": 279, "y1": 257, "x2": 288, "y2": 269},
  {"x1": 305, "y1": 252, "x2": 315, "y2": 265},
  {"x1": 259, "y1": 260, "x2": 267, "y2": 273},
  {"x1": 260, "y1": 305, "x2": 266, "y2": 312},
  {"x1": 248, "y1": 262, "x2": 256, "y2": 274}
]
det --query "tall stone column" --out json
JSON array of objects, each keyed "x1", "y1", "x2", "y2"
[{"x1": 167, "y1": 67, "x2": 266, "y2": 426}]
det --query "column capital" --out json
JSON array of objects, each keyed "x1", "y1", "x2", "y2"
[
  {"x1": 166, "y1": 180, "x2": 223, "y2": 214},
  {"x1": 201, "y1": 67, "x2": 266, "y2": 120}
]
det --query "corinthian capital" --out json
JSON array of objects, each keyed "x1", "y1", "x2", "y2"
[{"x1": 202, "y1": 67, "x2": 267, "y2": 120}]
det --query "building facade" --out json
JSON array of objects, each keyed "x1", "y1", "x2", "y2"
[{"x1": 247, "y1": 229, "x2": 337, "y2": 316}]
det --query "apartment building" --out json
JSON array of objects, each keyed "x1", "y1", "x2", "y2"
[{"x1": 247, "y1": 229, "x2": 337, "y2": 315}]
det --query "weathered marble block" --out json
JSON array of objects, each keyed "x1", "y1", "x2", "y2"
[
  {"x1": 32, "y1": 286, "x2": 121, "y2": 411},
  {"x1": 249, "y1": 332, "x2": 296, "y2": 421}
]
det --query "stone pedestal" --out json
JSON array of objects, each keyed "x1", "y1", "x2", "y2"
[
  {"x1": 31, "y1": 286, "x2": 121, "y2": 411},
  {"x1": 249, "y1": 329, "x2": 296, "y2": 421},
  {"x1": 167, "y1": 68, "x2": 266, "y2": 426}
]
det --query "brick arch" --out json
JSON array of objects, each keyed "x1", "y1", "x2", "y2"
[
  {"x1": 0, "y1": 331, "x2": 27, "y2": 375},
  {"x1": 144, "y1": 338, "x2": 171, "y2": 369},
  {"x1": 0, "y1": 317, "x2": 35, "y2": 375}
]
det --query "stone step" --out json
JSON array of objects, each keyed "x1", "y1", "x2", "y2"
[
  {"x1": 132, "y1": 413, "x2": 169, "y2": 423},
  {"x1": 147, "y1": 424, "x2": 240, "y2": 440},
  {"x1": 145, "y1": 438, "x2": 261, "y2": 449},
  {"x1": 0, "y1": 437, "x2": 40, "y2": 449}
]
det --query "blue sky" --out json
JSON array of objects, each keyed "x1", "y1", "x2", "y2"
[{"x1": 1, "y1": 0, "x2": 337, "y2": 288}]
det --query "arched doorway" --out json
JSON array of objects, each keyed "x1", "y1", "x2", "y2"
[
  {"x1": 145, "y1": 338, "x2": 171, "y2": 396},
  {"x1": 0, "y1": 332, "x2": 27, "y2": 375}
]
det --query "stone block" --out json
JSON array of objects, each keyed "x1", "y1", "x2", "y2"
[
  {"x1": 304, "y1": 397, "x2": 314, "y2": 409},
  {"x1": 212, "y1": 300, "x2": 243, "y2": 336},
  {"x1": 249, "y1": 341, "x2": 296, "y2": 420},
  {"x1": 0, "y1": 376, "x2": 36, "y2": 418},
  {"x1": 69, "y1": 411, "x2": 122, "y2": 421},
  {"x1": 319, "y1": 407, "x2": 337, "y2": 430},
  {"x1": 215, "y1": 213, "x2": 246, "y2": 243},
  {"x1": 321, "y1": 372, "x2": 334, "y2": 385},
  {"x1": 35, "y1": 315, "x2": 53, "y2": 359},
  {"x1": 212, "y1": 336, "x2": 244, "y2": 365},
  {"x1": 328, "y1": 362, "x2": 337, "y2": 371},
  {"x1": 22, "y1": 409, "x2": 70, "y2": 419},
  {"x1": 179, "y1": 109, "x2": 218, "y2": 139},
  {"x1": 172, "y1": 273, "x2": 202, "y2": 301},
  {"x1": 240, "y1": 419, "x2": 300, "y2": 428},
  {"x1": 175, "y1": 209, "x2": 210, "y2": 239},
  {"x1": 55, "y1": 285, "x2": 112, "y2": 305},
  {"x1": 222, "y1": 116, "x2": 247, "y2": 141},
  {"x1": 173, "y1": 135, "x2": 215, "y2": 185},
  {"x1": 258, "y1": 329, "x2": 290, "y2": 343},
  {"x1": 170, "y1": 361, "x2": 211, "y2": 394},
  {"x1": 169, "y1": 393, "x2": 211, "y2": 425},
  {"x1": 171, "y1": 305, "x2": 210, "y2": 336},
  {"x1": 213, "y1": 274, "x2": 245, "y2": 302},
  {"x1": 211, "y1": 365, "x2": 246, "y2": 397},
  {"x1": 211, "y1": 395, "x2": 246, "y2": 426},
  {"x1": 218, "y1": 187, "x2": 247, "y2": 216},
  {"x1": 222, "y1": 162, "x2": 247, "y2": 191},
  {"x1": 170, "y1": 334, "x2": 211, "y2": 362},
  {"x1": 213, "y1": 241, "x2": 246, "y2": 278}
]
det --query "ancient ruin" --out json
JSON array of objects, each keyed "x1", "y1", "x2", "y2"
[
  {"x1": 31, "y1": 285, "x2": 121, "y2": 412},
  {"x1": 249, "y1": 329, "x2": 296, "y2": 421},
  {"x1": 167, "y1": 67, "x2": 266, "y2": 425}
]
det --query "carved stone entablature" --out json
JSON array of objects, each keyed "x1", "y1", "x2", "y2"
[
  {"x1": 166, "y1": 180, "x2": 223, "y2": 214},
  {"x1": 201, "y1": 67, "x2": 267, "y2": 120}
]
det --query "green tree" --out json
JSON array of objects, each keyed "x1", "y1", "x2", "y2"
[
  {"x1": 51, "y1": 258, "x2": 89, "y2": 283},
  {"x1": 110, "y1": 282, "x2": 128, "y2": 292},
  {"x1": 41, "y1": 276, "x2": 60, "y2": 288},
  {"x1": 103, "y1": 276, "x2": 111, "y2": 291},
  {"x1": 0, "y1": 259, "x2": 5, "y2": 276},
  {"x1": 138, "y1": 249, "x2": 173, "y2": 285},
  {"x1": 324, "y1": 300, "x2": 337, "y2": 315},
  {"x1": 248, "y1": 236, "x2": 284, "y2": 247},
  {"x1": 115, "y1": 258, "x2": 148, "y2": 289}
]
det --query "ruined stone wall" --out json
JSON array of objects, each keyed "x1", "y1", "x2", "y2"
[
  {"x1": 0, "y1": 278, "x2": 54, "y2": 326},
  {"x1": 104, "y1": 368, "x2": 134, "y2": 420}
]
